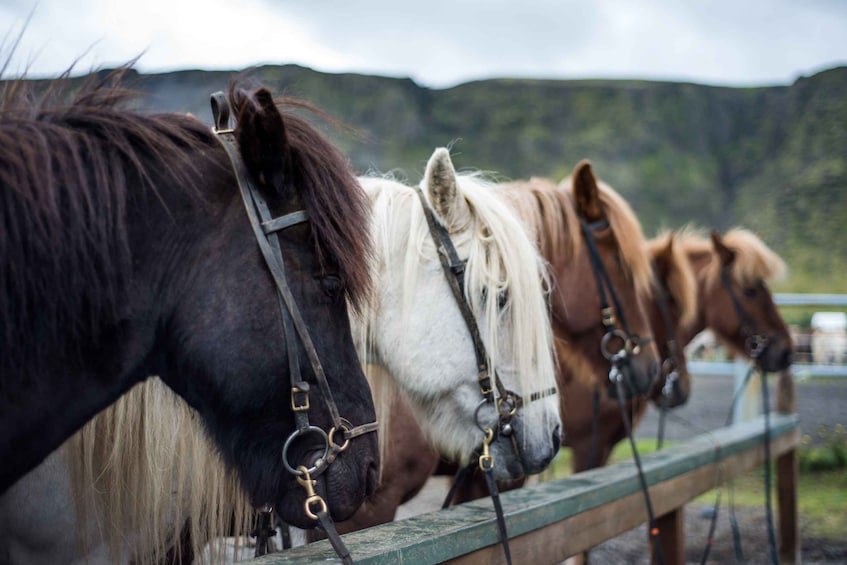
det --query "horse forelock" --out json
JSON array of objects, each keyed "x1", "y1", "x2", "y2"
[
  {"x1": 267, "y1": 98, "x2": 374, "y2": 313},
  {"x1": 676, "y1": 226, "x2": 786, "y2": 288},
  {"x1": 721, "y1": 228, "x2": 787, "y2": 284},
  {"x1": 0, "y1": 73, "x2": 222, "y2": 372}
]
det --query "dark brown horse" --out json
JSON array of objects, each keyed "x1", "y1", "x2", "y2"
[{"x1": 0, "y1": 71, "x2": 379, "y2": 563}]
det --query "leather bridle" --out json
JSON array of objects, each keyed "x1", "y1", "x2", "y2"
[
  {"x1": 211, "y1": 92, "x2": 376, "y2": 564},
  {"x1": 413, "y1": 186, "x2": 555, "y2": 565},
  {"x1": 578, "y1": 216, "x2": 654, "y2": 399},
  {"x1": 651, "y1": 262, "x2": 686, "y2": 450}
]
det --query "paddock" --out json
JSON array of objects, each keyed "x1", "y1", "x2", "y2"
[{"x1": 241, "y1": 412, "x2": 799, "y2": 564}]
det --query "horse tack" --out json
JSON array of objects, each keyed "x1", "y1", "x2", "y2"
[
  {"x1": 413, "y1": 185, "x2": 556, "y2": 565},
  {"x1": 210, "y1": 91, "x2": 376, "y2": 563},
  {"x1": 578, "y1": 216, "x2": 654, "y2": 400}
]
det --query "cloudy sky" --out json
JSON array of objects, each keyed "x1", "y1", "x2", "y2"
[{"x1": 2, "y1": 0, "x2": 845, "y2": 88}]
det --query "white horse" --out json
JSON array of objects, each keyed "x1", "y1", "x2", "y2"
[
  {"x1": 0, "y1": 148, "x2": 561, "y2": 563},
  {"x1": 358, "y1": 147, "x2": 561, "y2": 479}
]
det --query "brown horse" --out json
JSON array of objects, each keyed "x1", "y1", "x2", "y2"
[{"x1": 561, "y1": 226, "x2": 793, "y2": 474}]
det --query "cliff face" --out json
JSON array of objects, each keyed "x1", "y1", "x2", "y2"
[{"x1": 128, "y1": 64, "x2": 847, "y2": 291}]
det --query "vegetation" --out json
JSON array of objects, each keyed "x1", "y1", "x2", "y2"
[{"x1": 119, "y1": 64, "x2": 847, "y2": 291}]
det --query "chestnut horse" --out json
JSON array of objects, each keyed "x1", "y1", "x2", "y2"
[{"x1": 562, "y1": 226, "x2": 793, "y2": 475}]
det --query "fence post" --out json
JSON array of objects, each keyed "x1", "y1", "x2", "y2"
[
  {"x1": 652, "y1": 508, "x2": 684, "y2": 565},
  {"x1": 776, "y1": 367, "x2": 800, "y2": 563},
  {"x1": 733, "y1": 359, "x2": 760, "y2": 423}
]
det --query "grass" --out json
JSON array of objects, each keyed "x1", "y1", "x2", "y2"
[{"x1": 539, "y1": 437, "x2": 847, "y2": 541}]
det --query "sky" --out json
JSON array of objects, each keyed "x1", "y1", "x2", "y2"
[{"x1": 2, "y1": 0, "x2": 846, "y2": 89}]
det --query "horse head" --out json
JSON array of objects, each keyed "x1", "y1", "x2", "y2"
[
  {"x1": 681, "y1": 228, "x2": 792, "y2": 373},
  {"x1": 358, "y1": 148, "x2": 561, "y2": 481},
  {"x1": 646, "y1": 231, "x2": 698, "y2": 408},
  {"x1": 552, "y1": 160, "x2": 661, "y2": 400}
]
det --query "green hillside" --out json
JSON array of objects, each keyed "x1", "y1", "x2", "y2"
[{"x1": 125, "y1": 64, "x2": 847, "y2": 292}]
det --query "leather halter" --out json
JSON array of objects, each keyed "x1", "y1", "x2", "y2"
[
  {"x1": 578, "y1": 216, "x2": 653, "y2": 399},
  {"x1": 210, "y1": 92, "x2": 375, "y2": 563},
  {"x1": 651, "y1": 262, "x2": 686, "y2": 449}
]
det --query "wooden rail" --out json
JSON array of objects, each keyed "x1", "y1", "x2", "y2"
[{"x1": 245, "y1": 413, "x2": 800, "y2": 565}]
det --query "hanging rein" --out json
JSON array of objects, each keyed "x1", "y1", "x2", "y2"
[
  {"x1": 413, "y1": 186, "x2": 555, "y2": 565},
  {"x1": 211, "y1": 92, "x2": 377, "y2": 564}
]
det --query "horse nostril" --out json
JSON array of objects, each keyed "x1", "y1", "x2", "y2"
[
  {"x1": 551, "y1": 426, "x2": 561, "y2": 453},
  {"x1": 779, "y1": 349, "x2": 793, "y2": 370}
]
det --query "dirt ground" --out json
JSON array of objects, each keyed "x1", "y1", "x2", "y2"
[{"x1": 396, "y1": 373, "x2": 847, "y2": 563}]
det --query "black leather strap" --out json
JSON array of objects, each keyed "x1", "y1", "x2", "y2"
[{"x1": 482, "y1": 465, "x2": 513, "y2": 565}]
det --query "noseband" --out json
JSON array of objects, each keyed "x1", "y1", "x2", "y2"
[
  {"x1": 579, "y1": 217, "x2": 653, "y2": 399},
  {"x1": 211, "y1": 92, "x2": 375, "y2": 562}
]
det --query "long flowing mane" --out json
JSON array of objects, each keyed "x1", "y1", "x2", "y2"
[
  {"x1": 647, "y1": 230, "x2": 698, "y2": 327},
  {"x1": 1, "y1": 74, "x2": 372, "y2": 375},
  {"x1": 675, "y1": 226, "x2": 787, "y2": 286},
  {"x1": 504, "y1": 176, "x2": 653, "y2": 300},
  {"x1": 358, "y1": 172, "x2": 557, "y2": 463},
  {"x1": 0, "y1": 71, "x2": 222, "y2": 374}
]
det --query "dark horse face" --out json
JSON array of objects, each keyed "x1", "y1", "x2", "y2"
[{"x1": 0, "y1": 77, "x2": 377, "y2": 527}]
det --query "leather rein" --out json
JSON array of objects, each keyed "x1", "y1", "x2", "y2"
[{"x1": 211, "y1": 92, "x2": 376, "y2": 564}]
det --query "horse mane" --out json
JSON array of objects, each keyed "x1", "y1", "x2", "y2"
[
  {"x1": 228, "y1": 88, "x2": 373, "y2": 312},
  {"x1": 0, "y1": 70, "x2": 221, "y2": 373},
  {"x1": 69, "y1": 379, "x2": 252, "y2": 564},
  {"x1": 647, "y1": 230, "x2": 698, "y2": 328},
  {"x1": 564, "y1": 177, "x2": 654, "y2": 301},
  {"x1": 675, "y1": 226, "x2": 787, "y2": 286},
  {"x1": 501, "y1": 177, "x2": 582, "y2": 264},
  {"x1": 359, "y1": 171, "x2": 557, "y2": 463}
]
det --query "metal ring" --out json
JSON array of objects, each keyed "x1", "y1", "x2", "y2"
[
  {"x1": 281, "y1": 426, "x2": 330, "y2": 476},
  {"x1": 600, "y1": 329, "x2": 629, "y2": 360},
  {"x1": 328, "y1": 422, "x2": 351, "y2": 453},
  {"x1": 474, "y1": 398, "x2": 496, "y2": 433}
]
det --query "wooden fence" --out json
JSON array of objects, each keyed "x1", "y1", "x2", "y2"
[{"x1": 245, "y1": 412, "x2": 800, "y2": 565}]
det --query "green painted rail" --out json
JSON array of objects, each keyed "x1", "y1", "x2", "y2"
[{"x1": 244, "y1": 413, "x2": 799, "y2": 564}]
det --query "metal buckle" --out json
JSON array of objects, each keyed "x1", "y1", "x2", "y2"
[
  {"x1": 478, "y1": 370, "x2": 493, "y2": 397},
  {"x1": 291, "y1": 382, "x2": 310, "y2": 412}
]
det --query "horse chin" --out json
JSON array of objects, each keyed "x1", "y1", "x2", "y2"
[{"x1": 274, "y1": 449, "x2": 377, "y2": 529}]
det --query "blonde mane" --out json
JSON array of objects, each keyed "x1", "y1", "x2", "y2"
[
  {"x1": 675, "y1": 226, "x2": 787, "y2": 287},
  {"x1": 355, "y1": 171, "x2": 558, "y2": 464},
  {"x1": 647, "y1": 230, "x2": 698, "y2": 328},
  {"x1": 69, "y1": 379, "x2": 251, "y2": 564}
]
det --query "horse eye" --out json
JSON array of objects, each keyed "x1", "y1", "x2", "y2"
[
  {"x1": 743, "y1": 287, "x2": 757, "y2": 298},
  {"x1": 320, "y1": 275, "x2": 344, "y2": 298},
  {"x1": 498, "y1": 290, "x2": 509, "y2": 310}
]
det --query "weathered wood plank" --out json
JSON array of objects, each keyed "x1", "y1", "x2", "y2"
[{"x1": 246, "y1": 414, "x2": 799, "y2": 564}]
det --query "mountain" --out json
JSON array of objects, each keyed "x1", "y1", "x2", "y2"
[{"x1": 122, "y1": 65, "x2": 847, "y2": 292}]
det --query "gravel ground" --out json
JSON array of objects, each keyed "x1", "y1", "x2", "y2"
[{"x1": 396, "y1": 372, "x2": 847, "y2": 563}]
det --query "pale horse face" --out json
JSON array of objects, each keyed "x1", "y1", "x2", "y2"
[{"x1": 364, "y1": 148, "x2": 561, "y2": 481}]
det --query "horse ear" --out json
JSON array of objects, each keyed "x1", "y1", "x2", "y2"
[
  {"x1": 571, "y1": 159, "x2": 603, "y2": 221},
  {"x1": 710, "y1": 229, "x2": 736, "y2": 266},
  {"x1": 235, "y1": 87, "x2": 291, "y2": 194},
  {"x1": 423, "y1": 148, "x2": 468, "y2": 229}
]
